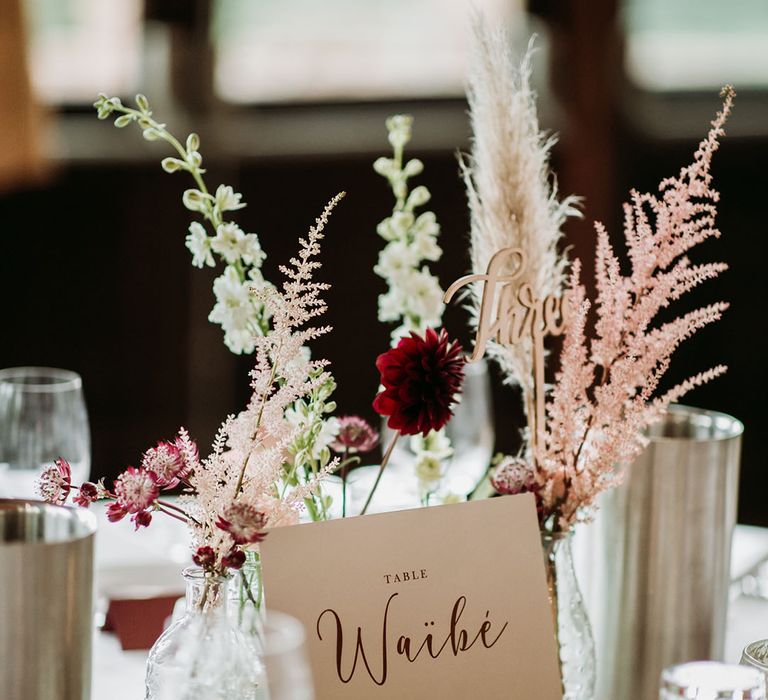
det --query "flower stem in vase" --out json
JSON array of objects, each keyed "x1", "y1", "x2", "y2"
[{"x1": 360, "y1": 432, "x2": 400, "y2": 516}]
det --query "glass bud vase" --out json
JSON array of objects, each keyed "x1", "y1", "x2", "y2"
[
  {"x1": 229, "y1": 551, "x2": 264, "y2": 638},
  {"x1": 541, "y1": 532, "x2": 596, "y2": 700},
  {"x1": 146, "y1": 567, "x2": 266, "y2": 700}
]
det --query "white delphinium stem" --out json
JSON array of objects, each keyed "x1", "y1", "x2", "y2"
[
  {"x1": 374, "y1": 115, "x2": 445, "y2": 343},
  {"x1": 461, "y1": 24, "x2": 579, "y2": 424},
  {"x1": 374, "y1": 115, "x2": 456, "y2": 497},
  {"x1": 94, "y1": 93, "x2": 271, "y2": 354}
]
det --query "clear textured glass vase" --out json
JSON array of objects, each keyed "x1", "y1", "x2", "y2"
[
  {"x1": 229, "y1": 552, "x2": 264, "y2": 637},
  {"x1": 541, "y1": 532, "x2": 596, "y2": 700},
  {"x1": 145, "y1": 567, "x2": 265, "y2": 700}
]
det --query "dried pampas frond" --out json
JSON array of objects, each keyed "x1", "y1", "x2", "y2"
[{"x1": 461, "y1": 21, "x2": 579, "y2": 421}]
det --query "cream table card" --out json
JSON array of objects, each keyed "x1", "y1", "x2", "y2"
[{"x1": 260, "y1": 493, "x2": 562, "y2": 699}]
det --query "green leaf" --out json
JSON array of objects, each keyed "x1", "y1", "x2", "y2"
[{"x1": 135, "y1": 94, "x2": 150, "y2": 112}]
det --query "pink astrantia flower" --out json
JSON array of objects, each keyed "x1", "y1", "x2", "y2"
[
  {"x1": 192, "y1": 545, "x2": 216, "y2": 569},
  {"x1": 222, "y1": 548, "x2": 246, "y2": 570},
  {"x1": 142, "y1": 442, "x2": 186, "y2": 488},
  {"x1": 215, "y1": 502, "x2": 268, "y2": 545},
  {"x1": 330, "y1": 416, "x2": 379, "y2": 453},
  {"x1": 37, "y1": 458, "x2": 72, "y2": 505},
  {"x1": 492, "y1": 457, "x2": 536, "y2": 496},
  {"x1": 131, "y1": 510, "x2": 152, "y2": 530},
  {"x1": 114, "y1": 467, "x2": 160, "y2": 513},
  {"x1": 73, "y1": 482, "x2": 99, "y2": 508},
  {"x1": 106, "y1": 502, "x2": 128, "y2": 522}
]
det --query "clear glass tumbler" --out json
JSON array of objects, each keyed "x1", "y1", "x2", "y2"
[
  {"x1": 261, "y1": 609, "x2": 315, "y2": 700},
  {"x1": 660, "y1": 661, "x2": 766, "y2": 699},
  {"x1": 0, "y1": 367, "x2": 91, "y2": 498},
  {"x1": 742, "y1": 640, "x2": 768, "y2": 679}
]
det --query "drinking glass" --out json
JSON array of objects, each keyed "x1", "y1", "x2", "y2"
[
  {"x1": 0, "y1": 367, "x2": 91, "y2": 498},
  {"x1": 742, "y1": 640, "x2": 768, "y2": 679},
  {"x1": 442, "y1": 358, "x2": 495, "y2": 496},
  {"x1": 262, "y1": 610, "x2": 314, "y2": 700},
  {"x1": 660, "y1": 661, "x2": 766, "y2": 699}
]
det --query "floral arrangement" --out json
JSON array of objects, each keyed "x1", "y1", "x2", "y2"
[
  {"x1": 38, "y1": 195, "x2": 345, "y2": 575},
  {"x1": 485, "y1": 62, "x2": 734, "y2": 534},
  {"x1": 93, "y1": 93, "x2": 341, "y2": 510}
]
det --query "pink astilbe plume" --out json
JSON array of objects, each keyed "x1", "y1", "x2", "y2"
[
  {"x1": 535, "y1": 88, "x2": 734, "y2": 532},
  {"x1": 183, "y1": 193, "x2": 344, "y2": 571}
]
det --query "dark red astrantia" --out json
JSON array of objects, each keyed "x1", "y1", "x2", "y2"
[{"x1": 373, "y1": 328, "x2": 465, "y2": 437}]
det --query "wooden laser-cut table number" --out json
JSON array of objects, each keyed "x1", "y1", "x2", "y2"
[{"x1": 443, "y1": 247, "x2": 569, "y2": 457}]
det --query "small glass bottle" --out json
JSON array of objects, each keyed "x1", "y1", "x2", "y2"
[
  {"x1": 145, "y1": 567, "x2": 266, "y2": 700},
  {"x1": 229, "y1": 551, "x2": 264, "y2": 638},
  {"x1": 541, "y1": 531, "x2": 596, "y2": 700}
]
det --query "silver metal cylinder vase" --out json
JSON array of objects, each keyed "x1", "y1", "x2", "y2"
[
  {"x1": 0, "y1": 499, "x2": 97, "y2": 700},
  {"x1": 573, "y1": 404, "x2": 743, "y2": 700}
]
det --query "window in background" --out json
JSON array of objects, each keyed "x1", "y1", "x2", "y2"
[
  {"x1": 212, "y1": 0, "x2": 520, "y2": 103},
  {"x1": 623, "y1": 0, "x2": 768, "y2": 92},
  {"x1": 24, "y1": 0, "x2": 143, "y2": 104}
]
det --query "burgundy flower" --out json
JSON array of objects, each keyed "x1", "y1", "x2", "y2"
[
  {"x1": 37, "y1": 458, "x2": 72, "y2": 505},
  {"x1": 131, "y1": 510, "x2": 152, "y2": 530},
  {"x1": 106, "y1": 502, "x2": 128, "y2": 522},
  {"x1": 215, "y1": 502, "x2": 268, "y2": 545},
  {"x1": 492, "y1": 457, "x2": 544, "y2": 519},
  {"x1": 114, "y1": 467, "x2": 160, "y2": 513},
  {"x1": 141, "y1": 442, "x2": 187, "y2": 489},
  {"x1": 330, "y1": 416, "x2": 379, "y2": 454},
  {"x1": 222, "y1": 548, "x2": 246, "y2": 570},
  {"x1": 492, "y1": 457, "x2": 536, "y2": 496},
  {"x1": 73, "y1": 482, "x2": 99, "y2": 508},
  {"x1": 192, "y1": 546, "x2": 216, "y2": 569},
  {"x1": 373, "y1": 328, "x2": 465, "y2": 436}
]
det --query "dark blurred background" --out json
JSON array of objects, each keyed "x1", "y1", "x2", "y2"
[{"x1": 1, "y1": 0, "x2": 766, "y2": 522}]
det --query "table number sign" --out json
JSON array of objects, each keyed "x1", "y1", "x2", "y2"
[{"x1": 260, "y1": 494, "x2": 562, "y2": 698}]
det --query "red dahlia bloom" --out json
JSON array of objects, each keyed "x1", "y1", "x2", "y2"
[{"x1": 373, "y1": 328, "x2": 465, "y2": 436}]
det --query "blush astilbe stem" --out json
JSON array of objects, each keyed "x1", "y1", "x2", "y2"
[
  {"x1": 535, "y1": 88, "x2": 734, "y2": 532},
  {"x1": 183, "y1": 194, "x2": 344, "y2": 573}
]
